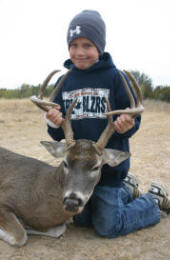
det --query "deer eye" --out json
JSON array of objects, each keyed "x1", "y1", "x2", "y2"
[
  {"x1": 92, "y1": 166, "x2": 99, "y2": 172},
  {"x1": 63, "y1": 160, "x2": 68, "y2": 168}
]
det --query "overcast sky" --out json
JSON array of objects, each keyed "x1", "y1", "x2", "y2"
[{"x1": 0, "y1": 0, "x2": 169, "y2": 89}]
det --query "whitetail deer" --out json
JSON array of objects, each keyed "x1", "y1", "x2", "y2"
[{"x1": 0, "y1": 70, "x2": 144, "y2": 247}]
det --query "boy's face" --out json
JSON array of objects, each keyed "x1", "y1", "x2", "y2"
[{"x1": 69, "y1": 38, "x2": 100, "y2": 70}]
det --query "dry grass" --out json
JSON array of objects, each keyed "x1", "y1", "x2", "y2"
[
  {"x1": 0, "y1": 98, "x2": 170, "y2": 260},
  {"x1": 130, "y1": 100, "x2": 170, "y2": 191},
  {"x1": 0, "y1": 98, "x2": 53, "y2": 163},
  {"x1": 144, "y1": 99, "x2": 170, "y2": 113}
]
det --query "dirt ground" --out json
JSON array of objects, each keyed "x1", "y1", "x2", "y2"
[{"x1": 0, "y1": 98, "x2": 170, "y2": 260}]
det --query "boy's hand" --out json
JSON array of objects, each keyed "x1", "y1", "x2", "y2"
[
  {"x1": 114, "y1": 114, "x2": 135, "y2": 134},
  {"x1": 46, "y1": 105, "x2": 63, "y2": 127}
]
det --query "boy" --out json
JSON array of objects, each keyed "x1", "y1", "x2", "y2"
[{"x1": 45, "y1": 10, "x2": 170, "y2": 238}]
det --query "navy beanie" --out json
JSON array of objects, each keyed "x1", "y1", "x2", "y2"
[{"x1": 67, "y1": 10, "x2": 106, "y2": 54}]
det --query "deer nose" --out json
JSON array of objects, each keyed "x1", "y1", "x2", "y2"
[{"x1": 63, "y1": 193, "x2": 83, "y2": 212}]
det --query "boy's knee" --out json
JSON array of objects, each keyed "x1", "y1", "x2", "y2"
[{"x1": 92, "y1": 217, "x2": 121, "y2": 238}]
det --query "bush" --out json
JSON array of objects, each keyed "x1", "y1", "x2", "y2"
[
  {"x1": 0, "y1": 84, "x2": 54, "y2": 99},
  {"x1": 153, "y1": 86, "x2": 170, "y2": 102}
]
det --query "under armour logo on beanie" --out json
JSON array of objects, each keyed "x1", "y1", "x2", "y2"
[
  {"x1": 69, "y1": 25, "x2": 81, "y2": 37},
  {"x1": 67, "y1": 10, "x2": 106, "y2": 54}
]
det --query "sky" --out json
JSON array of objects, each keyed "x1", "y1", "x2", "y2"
[{"x1": 0, "y1": 0, "x2": 170, "y2": 89}]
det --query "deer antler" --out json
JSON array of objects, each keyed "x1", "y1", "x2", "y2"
[
  {"x1": 105, "y1": 70, "x2": 144, "y2": 117},
  {"x1": 95, "y1": 70, "x2": 144, "y2": 153},
  {"x1": 94, "y1": 98, "x2": 115, "y2": 153},
  {"x1": 31, "y1": 70, "x2": 143, "y2": 151},
  {"x1": 30, "y1": 69, "x2": 75, "y2": 147},
  {"x1": 30, "y1": 70, "x2": 72, "y2": 112},
  {"x1": 61, "y1": 98, "x2": 77, "y2": 147}
]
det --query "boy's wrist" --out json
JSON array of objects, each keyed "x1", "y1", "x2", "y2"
[{"x1": 44, "y1": 113, "x2": 60, "y2": 129}]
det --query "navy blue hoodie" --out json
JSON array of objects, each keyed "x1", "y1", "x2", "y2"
[{"x1": 48, "y1": 52, "x2": 141, "y2": 187}]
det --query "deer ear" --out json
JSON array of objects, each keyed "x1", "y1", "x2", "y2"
[
  {"x1": 102, "y1": 148, "x2": 130, "y2": 167},
  {"x1": 40, "y1": 141, "x2": 67, "y2": 158}
]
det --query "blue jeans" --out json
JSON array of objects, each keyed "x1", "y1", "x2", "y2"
[{"x1": 73, "y1": 184, "x2": 160, "y2": 238}]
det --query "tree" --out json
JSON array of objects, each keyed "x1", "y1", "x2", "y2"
[
  {"x1": 130, "y1": 70, "x2": 153, "y2": 99},
  {"x1": 153, "y1": 86, "x2": 170, "y2": 102}
]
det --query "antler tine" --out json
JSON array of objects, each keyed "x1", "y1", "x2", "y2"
[
  {"x1": 123, "y1": 70, "x2": 143, "y2": 106},
  {"x1": 95, "y1": 98, "x2": 115, "y2": 153},
  {"x1": 119, "y1": 70, "x2": 136, "y2": 108},
  {"x1": 105, "y1": 70, "x2": 144, "y2": 117},
  {"x1": 39, "y1": 70, "x2": 60, "y2": 99},
  {"x1": 30, "y1": 70, "x2": 61, "y2": 111},
  {"x1": 49, "y1": 70, "x2": 72, "y2": 102},
  {"x1": 61, "y1": 98, "x2": 78, "y2": 147}
]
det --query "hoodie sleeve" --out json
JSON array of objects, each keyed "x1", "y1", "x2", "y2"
[
  {"x1": 113, "y1": 70, "x2": 141, "y2": 139},
  {"x1": 47, "y1": 76, "x2": 65, "y2": 141}
]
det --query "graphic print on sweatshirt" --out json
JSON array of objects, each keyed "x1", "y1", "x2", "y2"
[{"x1": 62, "y1": 88, "x2": 110, "y2": 119}]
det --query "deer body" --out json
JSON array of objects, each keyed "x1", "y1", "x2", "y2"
[
  {"x1": 0, "y1": 140, "x2": 129, "y2": 246},
  {"x1": 0, "y1": 147, "x2": 69, "y2": 227}
]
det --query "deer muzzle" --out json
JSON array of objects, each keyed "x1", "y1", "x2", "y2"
[{"x1": 63, "y1": 193, "x2": 83, "y2": 212}]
